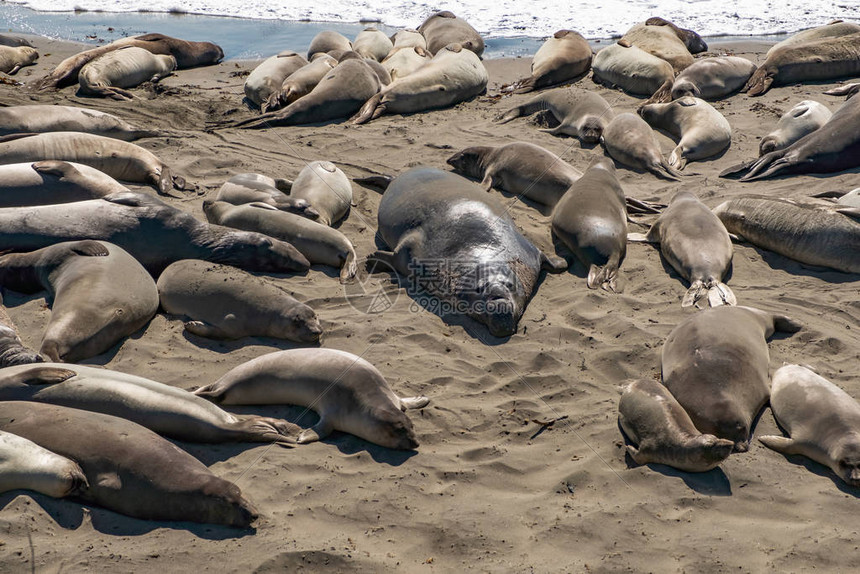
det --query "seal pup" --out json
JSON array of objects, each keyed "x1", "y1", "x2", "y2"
[
  {"x1": 0, "y1": 161, "x2": 128, "y2": 207},
  {"x1": 0, "y1": 292, "x2": 43, "y2": 367},
  {"x1": 0, "y1": 105, "x2": 163, "y2": 140},
  {"x1": 619, "y1": 378, "x2": 735, "y2": 472},
  {"x1": 759, "y1": 100, "x2": 832, "y2": 155},
  {"x1": 78, "y1": 46, "x2": 176, "y2": 100},
  {"x1": 602, "y1": 112, "x2": 683, "y2": 180},
  {"x1": 619, "y1": 22, "x2": 694, "y2": 72},
  {"x1": 0, "y1": 363, "x2": 299, "y2": 445},
  {"x1": 0, "y1": 430, "x2": 87, "y2": 498},
  {"x1": 353, "y1": 44, "x2": 488, "y2": 124},
  {"x1": 215, "y1": 172, "x2": 318, "y2": 218},
  {"x1": 497, "y1": 87, "x2": 614, "y2": 142},
  {"x1": 381, "y1": 46, "x2": 431, "y2": 81},
  {"x1": 511, "y1": 30, "x2": 592, "y2": 93},
  {"x1": 592, "y1": 41, "x2": 675, "y2": 96},
  {"x1": 0, "y1": 45, "x2": 38, "y2": 75},
  {"x1": 0, "y1": 132, "x2": 184, "y2": 195},
  {"x1": 306, "y1": 30, "x2": 352, "y2": 60},
  {"x1": 661, "y1": 306, "x2": 802, "y2": 452},
  {"x1": 760, "y1": 365, "x2": 860, "y2": 487},
  {"x1": 243, "y1": 50, "x2": 308, "y2": 110},
  {"x1": 418, "y1": 11, "x2": 484, "y2": 57},
  {"x1": 767, "y1": 20, "x2": 860, "y2": 56},
  {"x1": 644, "y1": 17, "x2": 708, "y2": 54},
  {"x1": 638, "y1": 96, "x2": 732, "y2": 169},
  {"x1": 263, "y1": 54, "x2": 337, "y2": 112},
  {"x1": 629, "y1": 191, "x2": 735, "y2": 308},
  {"x1": 551, "y1": 157, "x2": 627, "y2": 292},
  {"x1": 288, "y1": 160, "x2": 353, "y2": 226},
  {"x1": 0, "y1": 401, "x2": 258, "y2": 526},
  {"x1": 195, "y1": 348, "x2": 430, "y2": 449},
  {"x1": 391, "y1": 29, "x2": 426, "y2": 50},
  {"x1": 646, "y1": 56, "x2": 757, "y2": 103},
  {"x1": 203, "y1": 201, "x2": 358, "y2": 282},
  {"x1": 713, "y1": 196, "x2": 859, "y2": 273},
  {"x1": 0, "y1": 240, "x2": 159, "y2": 362},
  {"x1": 353, "y1": 27, "x2": 394, "y2": 61}
]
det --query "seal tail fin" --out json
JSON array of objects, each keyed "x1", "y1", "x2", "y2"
[
  {"x1": 823, "y1": 83, "x2": 859, "y2": 99},
  {"x1": 682, "y1": 280, "x2": 736, "y2": 308},
  {"x1": 667, "y1": 147, "x2": 688, "y2": 171},
  {"x1": 743, "y1": 67, "x2": 773, "y2": 97},
  {"x1": 193, "y1": 384, "x2": 224, "y2": 402},
  {"x1": 510, "y1": 76, "x2": 536, "y2": 94},
  {"x1": 339, "y1": 248, "x2": 358, "y2": 283},
  {"x1": 738, "y1": 151, "x2": 790, "y2": 182},
  {"x1": 645, "y1": 79, "x2": 673, "y2": 104},
  {"x1": 650, "y1": 160, "x2": 682, "y2": 181},
  {"x1": 230, "y1": 416, "x2": 300, "y2": 446},
  {"x1": 353, "y1": 93, "x2": 385, "y2": 125},
  {"x1": 354, "y1": 174, "x2": 393, "y2": 192},
  {"x1": 496, "y1": 106, "x2": 524, "y2": 124},
  {"x1": 587, "y1": 258, "x2": 622, "y2": 293}
]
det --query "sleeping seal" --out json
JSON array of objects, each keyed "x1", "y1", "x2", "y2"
[
  {"x1": 766, "y1": 20, "x2": 860, "y2": 56},
  {"x1": 288, "y1": 160, "x2": 353, "y2": 226},
  {"x1": 306, "y1": 30, "x2": 352, "y2": 60},
  {"x1": 0, "y1": 292, "x2": 43, "y2": 367},
  {"x1": 263, "y1": 54, "x2": 337, "y2": 112},
  {"x1": 644, "y1": 17, "x2": 708, "y2": 54},
  {"x1": 418, "y1": 11, "x2": 484, "y2": 57},
  {"x1": 647, "y1": 56, "x2": 757, "y2": 104},
  {"x1": 0, "y1": 105, "x2": 163, "y2": 140},
  {"x1": 619, "y1": 22, "x2": 694, "y2": 72},
  {"x1": 381, "y1": 46, "x2": 431, "y2": 81},
  {"x1": 602, "y1": 112, "x2": 683, "y2": 180},
  {"x1": 243, "y1": 50, "x2": 308, "y2": 110},
  {"x1": 759, "y1": 100, "x2": 832, "y2": 155},
  {"x1": 0, "y1": 161, "x2": 128, "y2": 207},
  {"x1": 215, "y1": 172, "x2": 318, "y2": 218},
  {"x1": 353, "y1": 27, "x2": 393, "y2": 61},
  {"x1": 497, "y1": 87, "x2": 614, "y2": 142},
  {"x1": 592, "y1": 41, "x2": 675, "y2": 96},
  {"x1": 0, "y1": 45, "x2": 38, "y2": 75},
  {"x1": 0, "y1": 430, "x2": 87, "y2": 498},
  {"x1": 391, "y1": 29, "x2": 426, "y2": 50},
  {"x1": 78, "y1": 46, "x2": 176, "y2": 100},
  {"x1": 512, "y1": 30, "x2": 592, "y2": 92}
]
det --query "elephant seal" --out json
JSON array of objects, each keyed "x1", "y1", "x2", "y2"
[
  {"x1": 813, "y1": 188, "x2": 860, "y2": 207},
  {"x1": 215, "y1": 172, "x2": 319, "y2": 218},
  {"x1": 713, "y1": 196, "x2": 860, "y2": 273},
  {"x1": 644, "y1": 17, "x2": 708, "y2": 54},
  {"x1": 745, "y1": 33, "x2": 860, "y2": 96},
  {"x1": 0, "y1": 363, "x2": 299, "y2": 445},
  {"x1": 0, "y1": 105, "x2": 163, "y2": 140},
  {"x1": 288, "y1": 160, "x2": 353, "y2": 226},
  {"x1": 619, "y1": 378, "x2": 735, "y2": 472},
  {"x1": 195, "y1": 348, "x2": 430, "y2": 449},
  {"x1": 418, "y1": 11, "x2": 484, "y2": 57},
  {"x1": 353, "y1": 27, "x2": 393, "y2": 61},
  {"x1": 0, "y1": 430, "x2": 87, "y2": 498},
  {"x1": 0, "y1": 161, "x2": 128, "y2": 207},
  {"x1": 647, "y1": 56, "x2": 757, "y2": 103},
  {"x1": 767, "y1": 20, "x2": 860, "y2": 57},
  {"x1": 158, "y1": 259, "x2": 322, "y2": 342},
  {"x1": 391, "y1": 29, "x2": 426, "y2": 50},
  {"x1": 512, "y1": 30, "x2": 592, "y2": 93},
  {"x1": 661, "y1": 306, "x2": 802, "y2": 452},
  {"x1": 353, "y1": 44, "x2": 488, "y2": 124},
  {"x1": 203, "y1": 200, "x2": 357, "y2": 282},
  {"x1": 78, "y1": 46, "x2": 176, "y2": 100},
  {"x1": 630, "y1": 191, "x2": 735, "y2": 308},
  {"x1": 0, "y1": 401, "x2": 258, "y2": 526},
  {"x1": 0, "y1": 34, "x2": 34, "y2": 48},
  {"x1": 759, "y1": 100, "x2": 832, "y2": 155},
  {"x1": 497, "y1": 87, "x2": 614, "y2": 142},
  {"x1": 619, "y1": 22, "x2": 694, "y2": 72},
  {"x1": 602, "y1": 112, "x2": 683, "y2": 180},
  {"x1": 825, "y1": 83, "x2": 859, "y2": 98},
  {"x1": 592, "y1": 41, "x2": 675, "y2": 96},
  {"x1": 0, "y1": 132, "x2": 184, "y2": 195},
  {"x1": 35, "y1": 33, "x2": 223, "y2": 90},
  {"x1": 760, "y1": 365, "x2": 860, "y2": 487},
  {"x1": 0, "y1": 240, "x2": 159, "y2": 362},
  {"x1": 639, "y1": 96, "x2": 732, "y2": 169},
  {"x1": 338, "y1": 50, "x2": 391, "y2": 85},
  {"x1": 264, "y1": 54, "x2": 337, "y2": 112},
  {"x1": 306, "y1": 30, "x2": 352, "y2": 60},
  {"x1": 446, "y1": 142, "x2": 582, "y2": 207},
  {"x1": 243, "y1": 50, "x2": 308, "y2": 110},
  {"x1": 0, "y1": 292, "x2": 43, "y2": 367},
  {"x1": 0, "y1": 192, "x2": 311, "y2": 276},
  {"x1": 0, "y1": 45, "x2": 38, "y2": 75},
  {"x1": 551, "y1": 157, "x2": 627, "y2": 292},
  {"x1": 367, "y1": 167, "x2": 566, "y2": 337},
  {"x1": 381, "y1": 46, "x2": 431, "y2": 81}
]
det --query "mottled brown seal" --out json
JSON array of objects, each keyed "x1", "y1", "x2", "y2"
[
  {"x1": 619, "y1": 22, "x2": 694, "y2": 72},
  {"x1": 353, "y1": 27, "x2": 394, "y2": 61}
]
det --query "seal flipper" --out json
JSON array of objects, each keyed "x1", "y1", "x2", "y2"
[
  {"x1": 31, "y1": 160, "x2": 80, "y2": 179},
  {"x1": 230, "y1": 415, "x2": 300, "y2": 446},
  {"x1": 540, "y1": 252, "x2": 568, "y2": 274},
  {"x1": 744, "y1": 67, "x2": 774, "y2": 97},
  {"x1": 297, "y1": 417, "x2": 334, "y2": 444},
  {"x1": 184, "y1": 320, "x2": 233, "y2": 340},
  {"x1": 193, "y1": 383, "x2": 224, "y2": 402},
  {"x1": 399, "y1": 396, "x2": 430, "y2": 410},
  {"x1": 9, "y1": 365, "x2": 76, "y2": 385},
  {"x1": 668, "y1": 147, "x2": 688, "y2": 171},
  {"x1": 70, "y1": 240, "x2": 110, "y2": 257},
  {"x1": 759, "y1": 435, "x2": 798, "y2": 454},
  {"x1": 645, "y1": 79, "x2": 674, "y2": 105},
  {"x1": 102, "y1": 192, "x2": 151, "y2": 207},
  {"x1": 719, "y1": 158, "x2": 758, "y2": 178},
  {"x1": 824, "y1": 83, "x2": 859, "y2": 98},
  {"x1": 353, "y1": 93, "x2": 385, "y2": 125},
  {"x1": 339, "y1": 249, "x2": 358, "y2": 283},
  {"x1": 772, "y1": 314, "x2": 802, "y2": 334},
  {"x1": 0, "y1": 132, "x2": 39, "y2": 143}
]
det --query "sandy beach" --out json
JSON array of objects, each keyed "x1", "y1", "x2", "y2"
[{"x1": 0, "y1": 30, "x2": 858, "y2": 573}]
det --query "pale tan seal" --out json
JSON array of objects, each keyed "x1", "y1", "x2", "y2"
[
  {"x1": 644, "y1": 17, "x2": 708, "y2": 54},
  {"x1": 766, "y1": 20, "x2": 860, "y2": 57},
  {"x1": 0, "y1": 292, "x2": 43, "y2": 367},
  {"x1": 647, "y1": 56, "x2": 757, "y2": 103},
  {"x1": 0, "y1": 105, "x2": 163, "y2": 140},
  {"x1": 353, "y1": 27, "x2": 394, "y2": 61},
  {"x1": 215, "y1": 172, "x2": 319, "y2": 219},
  {"x1": 263, "y1": 54, "x2": 337, "y2": 112},
  {"x1": 418, "y1": 11, "x2": 485, "y2": 57},
  {"x1": 602, "y1": 112, "x2": 683, "y2": 180},
  {"x1": 391, "y1": 29, "x2": 426, "y2": 50},
  {"x1": 619, "y1": 22, "x2": 694, "y2": 72},
  {"x1": 288, "y1": 160, "x2": 353, "y2": 226},
  {"x1": 824, "y1": 82, "x2": 860, "y2": 98},
  {"x1": 497, "y1": 87, "x2": 614, "y2": 142},
  {"x1": 306, "y1": 30, "x2": 352, "y2": 60},
  {"x1": 0, "y1": 161, "x2": 128, "y2": 207},
  {"x1": 243, "y1": 50, "x2": 309, "y2": 110},
  {"x1": 592, "y1": 41, "x2": 675, "y2": 96},
  {"x1": 78, "y1": 46, "x2": 176, "y2": 100},
  {"x1": 0, "y1": 45, "x2": 38, "y2": 75},
  {"x1": 759, "y1": 100, "x2": 832, "y2": 155},
  {"x1": 381, "y1": 46, "x2": 431, "y2": 81},
  {"x1": 0, "y1": 429, "x2": 87, "y2": 498},
  {"x1": 512, "y1": 30, "x2": 592, "y2": 93}
]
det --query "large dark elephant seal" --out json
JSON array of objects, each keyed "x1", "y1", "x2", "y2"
[
  {"x1": 0, "y1": 292, "x2": 43, "y2": 367},
  {"x1": 0, "y1": 363, "x2": 299, "y2": 445},
  {"x1": 157, "y1": 259, "x2": 322, "y2": 342},
  {"x1": 602, "y1": 112, "x2": 683, "y2": 180},
  {"x1": 0, "y1": 105, "x2": 163, "y2": 140},
  {"x1": 0, "y1": 240, "x2": 159, "y2": 362},
  {"x1": 647, "y1": 56, "x2": 757, "y2": 103},
  {"x1": 713, "y1": 196, "x2": 859, "y2": 273},
  {"x1": 551, "y1": 157, "x2": 627, "y2": 292},
  {"x1": 619, "y1": 22, "x2": 694, "y2": 72},
  {"x1": 592, "y1": 41, "x2": 675, "y2": 96},
  {"x1": 661, "y1": 306, "x2": 802, "y2": 452},
  {"x1": 644, "y1": 17, "x2": 708, "y2": 53},
  {"x1": 0, "y1": 132, "x2": 184, "y2": 195},
  {"x1": 497, "y1": 87, "x2": 614, "y2": 142},
  {"x1": 418, "y1": 11, "x2": 485, "y2": 57},
  {"x1": 243, "y1": 50, "x2": 308, "y2": 110},
  {"x1": 381, "y1": 46, "x2": 431, "y2": 81},
  {"x1": 759, "y1": 100, "x2": 832, "y2": 155},
  {"x1": 368, "y1": 167, "x2": 566, "y2": 337},
  {"x1": 195, "y1": 348, "x2": 430, "y2": 449},
  {"x1": 760, "y1": 365, "x2": 860, "y2": 487},
  {"x1": 0, "y1": 45, "x2": 38, "y2": 74},
  {"x1": 0, "y1": 429, "x2": 87, "y2": 498},
  {"x1": 0, "y1": 161, "x2": 128, "y2": 207},
  {"x1": 619, "y1": 378, "x2": 734, "y2": 472},
  {"x1": 264, "y1": 54, "x2": 337, "y2": 112},
  {"x1": 630, "y1": 191, "x2": 735, "y2": 308},
  {"x1": 353, "y1": 27, "x2": 393, "y2": 61},
  {"x1": 767, "y1": 20, "x2": 860, "y2": 56},
  {"x1": 215, "y1": 172, "x2": 318, "y2": 218},
  {"x1": 0, "y1": 401, "x2": 258, "y2": 526},
  {"x1": 78, "y1": 46, "x2": 176, "y2": 100},
  {"x1": 512, "y1": 30, "x2": 592, "y2": 93},
  {"x1": 0, "y1": 192, "x2": 311, "y2": 276},
  {"x1": 289, "y1": 160, "x2": 353, "y2": 226},
  {"x1": 306, "y1": 30, "x2": 352, "y2": 60}
]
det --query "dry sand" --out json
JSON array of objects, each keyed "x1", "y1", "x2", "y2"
[{"x1": 0, "y1": 34, "x2": 858, "y2": 572}]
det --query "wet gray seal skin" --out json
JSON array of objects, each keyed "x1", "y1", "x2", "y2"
[
  {"x1": 418, "y1": 10, "x2": 485, "y2": 57},
  {"x1": 288, "y1": 160, "x2": 353, "y2": 226},
  {"x1": 204, "y1": 201, "x2": 358, "y2": 282},
  {"x1": 0, "y1": 35, "x2": 34, "y2": 48},
  {"x1": 602, "y1": 112, "x2": 683, "y2": 181},
  {"x1": 306, "y1": 30, "x2": 352, "y2": 60},
  {"x1": 644, "y1": 17, "x2": 708, "y2": 54},
  {"x1": 497, "y1": 87, "x2": 614, "y2": 142},
  {"x1": 592, "y1": 41, "x2": 675, "y2": 96},
  {"x1": 0, "y1": 363, "x2": 300, "y2": 445},
  {"x1": 0, "y1": 240, "x2": 159, "y2": 363},
  {"x1": 0, "y1": 45, "x2": 38, "y2": 75},
  {"x1": 0, "y1": 401, "x2": 258, "y2": 527},
  {"x1": 215, "y1": 172, "x2": 319, "y2": 219},
  {"x1": 0, "y1": 192, "x2": 311, "y2": 277},
  {"x1": 368, "y1": 167, "x2": 566, "y2": 338},
  {"x1": 760, "y1": 365, "x2": 860, "y2": 487},
  {"x1": 619, "y1": 378, "x2": 735, "y2": 472},
  {"x1": 661, "y1": 306, "x2": 802, "y2": 452},
  {"x1": 759, "y1": 100, "x2": 832, "y2": 156},
  {"x1": 512, "y1": 30, "x2": 592, "y2": 93},
  {"x1": 0, "y1": 292, "x2": 43, "y2": 367},
  {"x1": 0, "y1": 161, "x2": 128, "y2": 208},
  {"x1": 721, "y1": 92, "x2": 860, "y2": 181},
  {"x1": 0, "y1": 105, "x2": 163, "y2": 140},
  {"x1": 78, "y1": 46, "x2": 176, "y2": 100},
  {"x1": 158, "y1": 259, "x2": 322, "y2": 342},
  {"x1": 713, "y1": 196, "x2": 860, "y2": 274},
  {"x1": 551, "y1": 157, "x2": 627, "y2": 292},
  {"x1": 0, "y1": 429, "x2": 87, "y2": 499},
  {"x1": 646, "y1": 56, "x2": 757, "y2": 104},
  {"x1": 243, "y1": 50, "x2": 308, "y2": 110},
  {"x1": 195, "y1": 348, "x2": 430, "y2": 450}
]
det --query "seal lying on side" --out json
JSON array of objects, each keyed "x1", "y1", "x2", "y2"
[
  {"x1": 661, "y1": 306, "x2": 802, "y2": 452},
  {"x1": 418, "y1": 11, "x2": 484, "y2": 57},
  {"x1": 215, "y1": 172, "x2": 318, "y2": 218},
  {"x1": 0, "y1": 192, "x2": 311, "y2": 276},
  {"x1": 0, "y1": 45, "x2": 38, "y2": 74},
  {"x1": 243, "y1": 50, "x2": 308, "y2": 110},
  {"x1": 646, "y1": 56, "x2": 757, "y2": 103},
  {"x1": 381, "y1": 47, "x2": 431, "y2": 81},
  {"x1": 158, "y1": 259, "x2": 322, "y2": 341},
  {"x1": 195, "y1": 348, "x2": 430, "y2": 449},
  {"x1": 306, "y1": 30, "x2": 352, "y2": 60},
  {"x1": 0, "y1": 363, "x2": 299, "y2": 444},
  {"x1": 497, "y1": 87, "x2": 614, "y2": 142},
  {"x1": 353, "y1": 27, "x2": 393, "y2": 61},
  {"x1": 619, "y1": 378, "x2": 735, "y2": 472},
  {"x1": 0, "y1": 401, "x2": 258, "y2": 526},
  {"x1": 0, "y1": 430, "x2": 87, "y2": 498},
  {"x1": 551, "y1": 157, "x2": 627, "y2": 292},
  {"x1": 825, "y1": 82, "x2": 860, "y2": 98},
  {"x1": 263, "y1": 54, "x2": 337, "y2": 112},
  {"x1": 512, "y1": 30, "x2": 592, "y2": 93},
  {"x1": 713, "y1": 196, "x2": 860, "y2": 273},
  {"x1": 766, "y1": 20, "x2": 860, "y2": 56},
  {"x1": 759, "y1": 100, "x2": 832, "y2": 155},
  {"x1": 760, "y1": 365, "x2": 860, "y2": 487},
  {"x1": 629, "y1": 191, "x2": 735, "y2": 308},
  {"x1": 0, "y1": 292, "x2": 43, "y2": 367},
  {"x1": 602, "y1": 112, "x2": 682, "y2": 180},
  {"x1": 0, "y1": 34, "x2": 33, "y2": 48},
  {"x1": 0, "y1": 105, "x2": 163, "y2": 140},
  {"x1": 0, "y1": 240, "x2": 159, "y2": 362},
  {"x1": 288, "y1": 160, "x2": 353, "y2": 226},
  {"x1": 619, "y1": 22, "x2": 694, "y2": 72},
  {"x1": 592, "y1": 41, "x2": 675, "y2": 96},
  {"x1": 0, "y1": 161, "x2": 128, "y2": 207},
  {"x1": 78, "y1": 46, "x2": 176, "y2": 100},
  {"x1": 639, "y1": 96, "x2": 732, "y2": 169}
]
